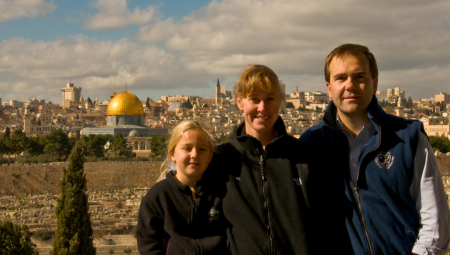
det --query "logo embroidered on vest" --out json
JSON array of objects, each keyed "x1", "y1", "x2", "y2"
[
  {"x1": 208, "y1": 208, "x2": 220, "y2": 221},
  {"x1": 375, "y1": 151, "x2": 394, "y2": 169}
]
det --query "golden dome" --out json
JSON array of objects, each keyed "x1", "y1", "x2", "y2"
[{"x1": 106, "y1": 91, "x2": 144, "y2": 115}]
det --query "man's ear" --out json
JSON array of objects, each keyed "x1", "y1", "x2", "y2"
[
  {"x1": 326, "y1": 82, "x2": 332, "y2": 99},
  {"x1": 373, "y1": 78, "x2": 378, "y2": 94}
]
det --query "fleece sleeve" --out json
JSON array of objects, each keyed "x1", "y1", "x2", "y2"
[
  {"x1": 136, "y1": 193, "x2": 167, "y2": 255},
  {"x1": 410, "y1": 133, "x2": 450, "y2": 255}
]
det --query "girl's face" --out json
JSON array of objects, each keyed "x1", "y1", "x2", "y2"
[{"x1": 170, "y1": 129, "x2": 213, "y2": 186}]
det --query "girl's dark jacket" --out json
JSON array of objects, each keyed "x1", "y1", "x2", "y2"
[
  {"x1": 136, "y1": 171, "x2": 229, "y2": 255},
  {"x1": 208, "y1": 117, "x2": 349, "y2": 255}
]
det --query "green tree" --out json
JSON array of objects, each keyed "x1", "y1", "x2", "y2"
[
  {"x1": 42, "y1": 130, "x2": 72, "y2": 161},
  {"x1": 83, "y1": 134, "x2": 108, "y2": 158},
  {"x1": 185, "y1": 98, "x2": 193, "y2": 109},
  {"x1": 52, "y1": 142, "x2": 95, "y2": 255},
  {"x1": 0, "y1": 220, "x2": 37, "y2": 255},
  {"x1": 123, "y1": 248, "x2": 132, "y2": 255},
  {"x1": 27, "y1": 136, "x2": 45, "y2": 156},
  {"x1": 150, "y1": 136, "x2": 169, "y2": 156},
  {"x1": 285, "y1": 102, "x2": 294, "y2": 108},
  {"x1": 112, "y1": 133, "x2": 131, "y2": 157},
  {"x1": 4, "y1": 126, "x2": 11, "y2": 139},
  {"x1": 429, "y1": 135, "x2": 450, "y2": 154},
  {"x1": 7, "y1": 129, "x2": 29, "y2": 160}
]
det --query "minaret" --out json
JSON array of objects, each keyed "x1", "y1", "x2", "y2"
[
  {"x1": 296, "y1": 76, "x2": 299, "y2": 92},
  {"x1": 110, "y1": 86, "x2": 116, "y2": 100},
  {"x1": 395, "y1": 97, "x2": 405, "y2": 116},
  {"x1": 216, "y1": 79, "x2": 220, "y2": 103}
]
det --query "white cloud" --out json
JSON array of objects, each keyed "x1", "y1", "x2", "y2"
[
  {"x1": 84, "y1": 0, "x2": 157, "y2": 30},
  {"x1": 134, "y1": 0, "x2": 450, "y2": 99},
  {"x1": 0, "y1": 0, "x2": 56, "y2": 21},
  {"x1": 0, "y1": 36, "x2": 210, "y2": 103},
  {"x1": 1, "y1": 0, "x2": 450, "y2": 102}
]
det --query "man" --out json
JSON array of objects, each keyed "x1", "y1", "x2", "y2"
[{"x1": 301, "y1": 43, "x2": 450, "y2": 255}]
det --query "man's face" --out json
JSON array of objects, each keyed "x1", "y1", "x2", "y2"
[{"x1": 326, "y1": 55, "x2": 378, "y2": 119}]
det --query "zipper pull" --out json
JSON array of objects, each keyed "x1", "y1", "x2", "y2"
[{"x1": 260, "y1": 155, "x2": 266, "y2": 181}]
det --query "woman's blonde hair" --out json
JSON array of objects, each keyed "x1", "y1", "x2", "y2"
[
  {"x1": 233, "y1": 64, "x2": 285, "y2": 105},
  {"x1": 158, "y1": 120, "x2": 214, "y2": 181}
]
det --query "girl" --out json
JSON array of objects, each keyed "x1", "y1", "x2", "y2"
[{"x1": 136, "y1": 120, "x2": 228, "y2": 255}]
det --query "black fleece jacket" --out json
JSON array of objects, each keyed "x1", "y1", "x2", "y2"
[
  {"x1": 209, "y1": 117, "x2": 320, "y2": 255},
  {"x1": 136, "y1": 171, "x2": 229, "y2": 255}
]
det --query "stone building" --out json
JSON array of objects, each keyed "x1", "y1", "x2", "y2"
[
  {"x1": 61, "y1": 82, "x2": 82, "y2": 109},
  {"x1": 82, "y1": 87, "x2": 168, "y2": 155}
]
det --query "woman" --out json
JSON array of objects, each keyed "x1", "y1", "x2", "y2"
[{"x1": 210, "y1": 64, "x2": 318, "y2": 254}]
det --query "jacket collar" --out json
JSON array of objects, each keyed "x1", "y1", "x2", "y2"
[
  {"x1": 235, "y1": 116, "x2": 288, "y2": 138},
  {"x1": 234, "y1": 116, "x2": 287, "y2": 155},
  {"x1": 323, "y1": 95, "x2": 385, "y2": 130}
]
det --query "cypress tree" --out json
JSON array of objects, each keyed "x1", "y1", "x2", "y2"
[
  {"x1": 0, "y1": 221, "x2": 37, "y2": 255},
  {"x1": 52, "y1": 141, "x2": 95, "y2": 255}
]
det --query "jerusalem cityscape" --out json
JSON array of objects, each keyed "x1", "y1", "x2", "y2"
[
  {"x1": 2, "y1": 0, "x2": 450, "y2": 254},
  {"x1": 1, "y1": 81, "x2": 450, "y2": 254}
]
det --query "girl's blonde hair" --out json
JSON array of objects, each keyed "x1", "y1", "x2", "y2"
[{"x1": 158, "y1": 120, "x2": 214, "y2": 181}]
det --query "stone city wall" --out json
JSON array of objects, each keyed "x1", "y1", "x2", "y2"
[
  {"x1": 0, "y1": 161, "x2": 163, "y2": 196},
  {"x1": 1, "y1": 154, "x2": 450, "y2": 197}
]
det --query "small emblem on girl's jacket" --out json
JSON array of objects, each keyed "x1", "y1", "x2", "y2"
[{"x1": 208, "y1": 208, "x2": 220, "y2": 221}]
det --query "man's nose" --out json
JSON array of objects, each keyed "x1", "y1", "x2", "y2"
[{"x1": 344, "y1": 77, "x2": 356, "y2": 90}]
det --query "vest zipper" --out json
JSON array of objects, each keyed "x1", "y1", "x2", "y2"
[
  {"x1": 351, "y1": 183, "x2": 374, "y2": 255},
  {"x1": 352, "y1": 117, "x2": 381, "y2": 255},
  {"x1": 259, "y1": 153, "x2": 274, "y2": 255}
]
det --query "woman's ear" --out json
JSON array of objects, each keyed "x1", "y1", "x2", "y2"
[{"x1": 237, "y1": 96, "x2": 243, "y2": 110}]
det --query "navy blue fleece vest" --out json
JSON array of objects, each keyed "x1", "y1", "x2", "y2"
[{"x1": 301, "y1": 97, "x2": 424, "y2": 255}]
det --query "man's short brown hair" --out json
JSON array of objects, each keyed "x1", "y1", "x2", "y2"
[{"x1": 325, "y1": 43, "x2": 378, "y2": 82}]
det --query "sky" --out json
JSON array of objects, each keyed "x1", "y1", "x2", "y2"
[{"x1": 0, "y1": 0, "x2": 449, "y2": 104}]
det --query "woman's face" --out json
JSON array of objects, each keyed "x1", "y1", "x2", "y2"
[{"x1": 237, "y1": 86, "x2": 281, "y2": 139}]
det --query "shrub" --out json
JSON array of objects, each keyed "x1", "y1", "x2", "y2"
[
  {"x1": 17, "y1": 153, "x2": 38, "y2": 163},
  {"x1": 86, "y1": 157, "x2": 104, "y2": 162},
  {"x1": 0, "y1": 156, "x2": 14, "y2": 164},
  {"x1": 33, "y1": 229, "x2": 54, "y2": 241},
  {"x1": 36, "y1": 154, "x2": 55, "y2": 163},
  {"x1": 136, "y1": 156, "x2": 149, "y2": 161}
]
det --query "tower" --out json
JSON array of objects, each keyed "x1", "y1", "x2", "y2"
[
  {"x1": 216, "y1": 79, "x2": 221, "y2": 103},
  {"x1": 110, "y1": 86, "x2": 116, "y2": 100}
]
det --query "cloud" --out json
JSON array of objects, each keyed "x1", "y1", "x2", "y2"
[
  {"x1": 134, "y1": 0, "x2": 450, "y2": 99},
  {"x1": 1, "y1": 0, "x2": 450, "y2": 103},
  {"x1": 0, "y1": 0, "x2": 56, "y2": 22},
  {"x1": 0, "y1": 36, "x2": 210, "y2": 103},
  {"x1": 84, "y1": 0, "x2": 157, "y2": 30}
]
